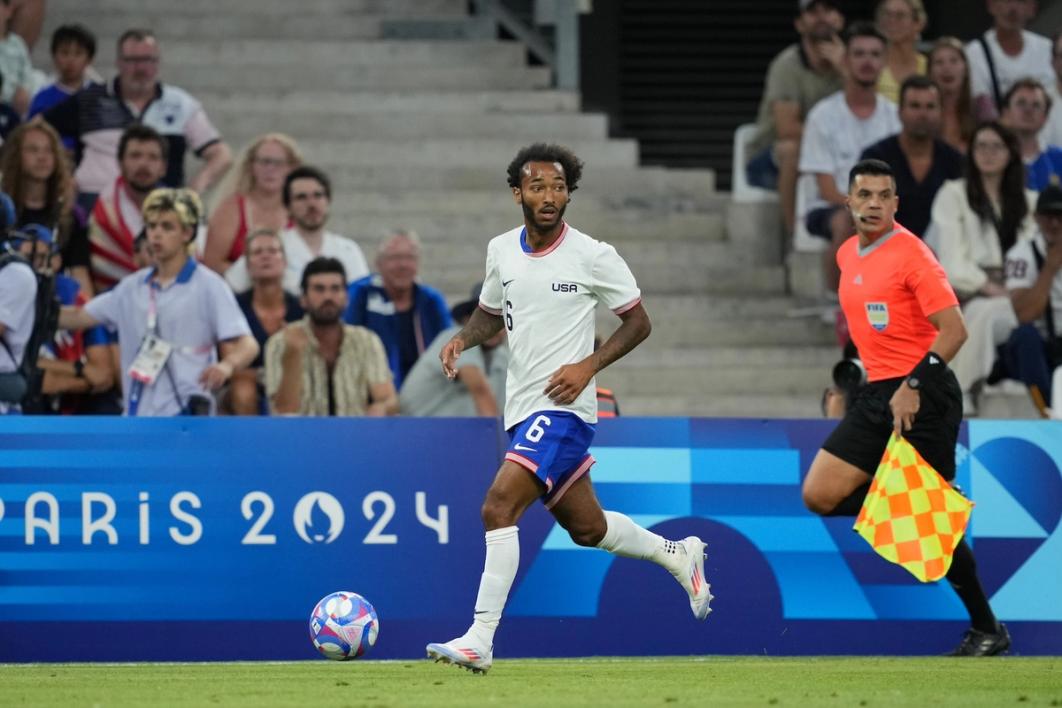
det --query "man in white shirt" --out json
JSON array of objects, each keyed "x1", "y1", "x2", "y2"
[
  {"x1": 966, "y1": 0, "x2": 1054, "y2": 115},
  {"x1": 799, "y1": 21, "x2": 900, "y2": 290},
  {"x1": 1002, "y1": 184, "x2": 1062, "y2": 416},
  {"x1": 425, "y1": 144, "x2": 713, "y2": 675},
  {"x1": 225, "y1": 166, "x2": 368, "y2": 294},
  {"x1": 1039, "y1": 29, "x2": 1062, "y2": 147}
]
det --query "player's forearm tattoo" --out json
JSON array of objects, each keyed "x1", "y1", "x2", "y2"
[
  {"x1": 591, "y1": 308, "x2": 651, "y2": 373},
  {"x1": 457, "y1": 308, "x2": 504, "y2": 349}
]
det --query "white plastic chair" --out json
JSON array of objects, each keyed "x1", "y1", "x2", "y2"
[
  {"x1": 793, "y1": 176, "x2": 827, "y2": 253},
  {"x1": 731, "y1": 123, "x2": 780, "y2": 204}
]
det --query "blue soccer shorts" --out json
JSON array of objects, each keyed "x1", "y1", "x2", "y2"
[{"x1": 504, "y1": 410, "x2": 596, "y2": 509}]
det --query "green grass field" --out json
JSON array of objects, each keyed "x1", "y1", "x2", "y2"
[{"x1": 1, "y1": 657, "x2": 1059, "y2": 707}]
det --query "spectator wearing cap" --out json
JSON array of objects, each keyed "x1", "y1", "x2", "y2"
[
  {"x1": 42, "y1": 28, "x2": 232, "y2": 206},
  {"x1": 399, "y1": 283, "x2": 507, "y2": 417},
  {"x1": 966, "y1": 0, "x2": 1053, "y2": 117},
  {"x1": 88, "y1": 124, "x2": 167, "y2": 294},
  {"x1": 11, "y1": 223, "x2": 119, "y2": 413},
  {"x1": 861, "y1": 75, "x2": 963, "y2": 237},
  {"x1": 799, "y1": 21, "x2": 900, "y2": 291},
  {"x1": 225, "y1": 165, "x2": 368, "y2": 294},
  {"x1": 59, "y1": 188, "x2": 258, "y2": 416},
  {"x1": 265, "y1": 257, "x2": 396, "y2": 417},
  {"x1": 1000, "y1": 78, "x2": 1062, "y2": 190},
  {"x1": 875, "y1": 0, "x2": 928, "y2": 104},
  {"x1": 746, "y1": 0, "x2": 844, "y2": 235},
  {"x1": 1002, "y1": 184, "x2": 1062, "y2": 416},
  {"x1": 344, "y1": 229, "x2": 452, "y2": 389},
  {"x1": 227, "y1": 228, "x2": 303, "y2": 415},
  {"x1": 28, "y1": 24, "x2": 98, "y2": 146}
]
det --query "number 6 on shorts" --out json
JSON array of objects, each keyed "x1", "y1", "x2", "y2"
[{"x1": 526, "y1": 415, "x2": 551, "y2": 442}]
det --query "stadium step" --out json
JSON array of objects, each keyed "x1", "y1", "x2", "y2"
[
  {"x1": 603, "y1": 364, "x2": 829, "y2": 397},
  {"x1": 39, "y1": 0, "x2": 469, "y2": 43},
  {"x1": 213, "y1": 112, "x2": 610, "y2": 144},
  {"x1": 379, "y1": 17, "x2": 498, "y2": 41},
  {"x1": 325, "y1": 215, "x2": 727, "y2": 257},
  {"x1": 193, "y1": 90, "x2": 583, "y2": 116},
  {"x1": 292, "y1": 138, "x2": 638, "y2": 169},
  {"x1": 324, "y1": 190, "x2": 726, "y2": 219},
  {"x1": 303, "y1": 165, "x2": 715, "y2": 194},
  {"x1": 616, "y1": 344, "x2": 839, "y2": 368},
  {"x1": 153, "y1": 65, "x2": 554, "y2": 92},
  {"x1": 43, "y1": 15, "x2": 444, "y2": 42},
  {"x1": 86, "y1": 39, "x2": 529, "y2": 68},
  {"x1": 46, "y1": 0, "x2": 466, "y2": 15},
  {"x1": 602, "y1": 393, "x2": 825, "y2": 418}
]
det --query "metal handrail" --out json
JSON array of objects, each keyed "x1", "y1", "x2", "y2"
[{"x1": 470, "y1": 0, "x2": 583, "y2": 90}]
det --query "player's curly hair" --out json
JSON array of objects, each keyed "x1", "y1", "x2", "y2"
[{"x1": 506, "y1": 143, "x2": 584, "y2": 192}]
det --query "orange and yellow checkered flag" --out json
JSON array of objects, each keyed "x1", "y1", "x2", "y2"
[{"x1": 853, "y1": 433, "x2": 974, "y2": 582}]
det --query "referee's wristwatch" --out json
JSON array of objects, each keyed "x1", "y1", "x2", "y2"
[{"x1": 905, "y1": 375, "x2": 921, "y2": 390}]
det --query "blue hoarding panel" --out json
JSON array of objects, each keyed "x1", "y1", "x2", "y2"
[{"x1": 0, "y1": 417, "x2": 1058, "y2": 660}]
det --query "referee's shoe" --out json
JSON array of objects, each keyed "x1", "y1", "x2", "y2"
[{"x1": 947, "y1": 623, "x2": 1011, "y2": 656}]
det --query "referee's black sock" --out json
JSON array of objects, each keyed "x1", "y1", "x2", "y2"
[
  {"x1": 824, "y1": 482, "x2": 871, "y2": 516},
  {"x1": 946, "y1": 539, "x2": 999, "y2": 634}
]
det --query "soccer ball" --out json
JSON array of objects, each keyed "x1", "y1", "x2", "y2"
[{"x1": 309, "y1": 591, "x2": 380, "y2": 660}]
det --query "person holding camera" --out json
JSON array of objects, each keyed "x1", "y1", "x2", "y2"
[
  {"x1": 9, "y1": 223, "x2": 118, "y2": 414},
  {"x1": 1001, "y1": 184, "x2": 1062, "y2": 416},
  {"x1": 59, "y1": 188, "x2": 258, "y2": 416},
  {"x1": 0, "y1": 231, "x2": 37, "y2": 414}
]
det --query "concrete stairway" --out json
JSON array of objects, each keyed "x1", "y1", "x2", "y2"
[{"x1": 39, "y1": 0, "x2": 838, "y2": 418}]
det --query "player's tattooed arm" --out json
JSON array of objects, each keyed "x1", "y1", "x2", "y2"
[
  {"x1": 441, "y1": 307, "x2": 504, "y2": 379},
  {"x1": 589, "y1": 302, "x2": 651, "y2": 373},
  {"x1": 545, "y1": 302, "x2": 651, "y2": 405}
]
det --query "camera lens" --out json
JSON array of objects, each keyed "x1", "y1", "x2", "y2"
[{"x1": 832, "y1": 359, "x2": 866, "y2": 390}]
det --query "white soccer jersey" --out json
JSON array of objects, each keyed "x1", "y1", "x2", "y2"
[
  {"x1": 1005, "y1": 234, "x2": 1062, "y2": 338},
  {"x1": 479, "y1": 223, "x2": 641, "y2": 429}
]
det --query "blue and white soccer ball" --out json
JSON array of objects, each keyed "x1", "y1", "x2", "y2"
[{"x1": 309, "y1": 591, "x2": 380, "y2": 660}]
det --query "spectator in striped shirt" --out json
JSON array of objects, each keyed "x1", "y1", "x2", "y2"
[{"x1": 87, "y1": 124, "x2": 167, "y2": 293}]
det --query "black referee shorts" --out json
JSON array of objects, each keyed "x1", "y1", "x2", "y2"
[{"x1": 821, "y1": 370, "x2": 963, "y2": 481}]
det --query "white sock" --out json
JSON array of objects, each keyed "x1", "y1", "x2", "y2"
[
  {"x1": 468, "y1": 525, "x2": 519, "y2": 647},
  {"x1": 596, "y1": 510, "x2": 684, "y2": 571}
]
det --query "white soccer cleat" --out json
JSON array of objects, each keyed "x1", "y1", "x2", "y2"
[
  {"x1": 426, "y1": 636, "x2": 493, "y2": 674},
  {"x1": 671, "y1": 536, "x2": 714, "y2": 620}
]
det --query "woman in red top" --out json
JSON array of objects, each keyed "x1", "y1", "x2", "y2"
[
  {"x1": 203, "y1": 133, "x2": 301, "y2": 275},
  {"x1": 802, "y1": 158, "x2": 1009, "y2": 657}
]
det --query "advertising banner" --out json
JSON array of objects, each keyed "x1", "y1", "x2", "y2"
[{"x1": 0, "y1": 417, "x2": 1057, "y2": 660}]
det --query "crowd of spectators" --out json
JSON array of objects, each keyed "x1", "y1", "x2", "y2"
[
  {"x1": 749, "y1": 0, "x2": 1062, "y2": 417},
  {"x1": 0, "y1": 16, "x2": 511, "y2": 419},
  {"x1": 4, "y1": 2, "x2": 1060, "y2": 420}
]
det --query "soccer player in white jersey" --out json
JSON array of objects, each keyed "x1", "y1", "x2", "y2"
[{"x1": 425, "y1": 144, "x2": 713, "y2": 674}]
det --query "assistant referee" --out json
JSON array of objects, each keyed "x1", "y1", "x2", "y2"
[{"x1": 801, "y1": 158, "x2": 1010, "y2": 657}]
